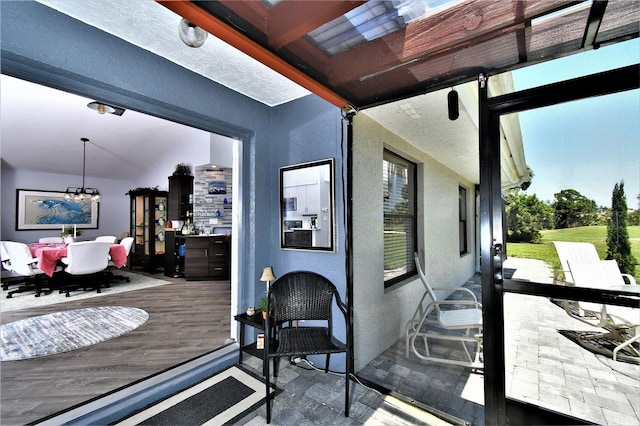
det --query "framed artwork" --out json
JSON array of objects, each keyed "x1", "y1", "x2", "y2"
[
  {"x1": 15, "y1": 189, "x2": 99, "y2": 231},
  {"x1": 208, "y1": 181, "x2": 227, "y2": 194}
]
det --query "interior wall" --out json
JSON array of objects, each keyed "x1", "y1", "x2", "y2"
[
  {"x1": 210, "y1": 134, "x2": 234, "y2": 168},
  {"x1": 0, "y1": 132, "x2": 211, "y2": 244},
  {"x1": 0, "y1": 167, "x2": 130, "y2": 243},
  {"x1": 352, "y1": 113, "x2": 476, "y2": 371}
]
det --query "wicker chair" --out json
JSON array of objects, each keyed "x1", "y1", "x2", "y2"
[{"x1": 264, "y1": 271, "x2": 350, "y2": 423}]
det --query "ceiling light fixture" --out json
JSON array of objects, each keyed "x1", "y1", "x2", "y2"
[
  {"x1": 179, "y1": 18, "x2": 208, "y2": 48},
  {"x1": 87, "y1": 101, "x2": 126, "y2": 116},
  {"x1": 64, "y1": 138, "x2": 101, "y2": 203}
]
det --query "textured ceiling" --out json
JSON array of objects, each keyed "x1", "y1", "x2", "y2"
[
  {"x1": 36, "y1": 0, "x2": 310, "y2": 107},
  {"x1": 0, "y1": 74, "x2": 210, "y2": 181}
]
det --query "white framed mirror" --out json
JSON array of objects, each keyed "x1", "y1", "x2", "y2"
[{"x1": 279, "y1": 158, "x2": 335, "y2": 251}]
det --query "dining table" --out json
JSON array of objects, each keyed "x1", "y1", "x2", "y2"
[{"x1": 28, "y1": 242, "x2": 127, "y2": 277}]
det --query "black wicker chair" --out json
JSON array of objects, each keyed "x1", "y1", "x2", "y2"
[{"x1": 264, "y1": 271, "x2": 350, "y2": 423}]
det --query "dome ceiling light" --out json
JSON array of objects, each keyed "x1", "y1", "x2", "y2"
[
  {"x1": 87, "y1": 101, "x2": 125, "y2": 116},
  {"x1": 179, "y1": 18, "x2": 208, "y2": 48}
]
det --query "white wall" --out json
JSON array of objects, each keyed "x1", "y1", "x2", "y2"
[
  {"x1": 352, "y1": 113, "x2": 477, "y2": 371},
  {"x1": 1, "y1": 133, "x2": 213, "y2": 244},
  {"x1": 135, "y1": 131, "x2": 211, "y2": 190},
  {"x1": 210, "y1": 133, "x2": 234, "y2": 168},
  {"x1": 0, "y1": 168, "x2": 131, "y2": 243}
]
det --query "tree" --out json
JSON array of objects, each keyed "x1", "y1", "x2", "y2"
[
  {"x1": 504, "y1": 189, "x2": 553, "y2": 243},
  {"x1": 606, "y1": 181, "x2": 637, "y2": 276},
  {"x1": 552, "y1": 189, "x2": 598, "y2": 228}
]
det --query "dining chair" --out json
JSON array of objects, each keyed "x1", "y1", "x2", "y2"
[
  {"x1": 2, "y1": 241, "x2": 61, "y2": 297},
  {"x1": 1, "y1": 241, "x2": 27, "y2": 291},
  {"x1": 1, "y1": 241, "x2": 12, "y2": 271},
  {"x1": 95, "y1": 235, "x2": 118, "y2": 243},
  {"x1": 58, "y1": 241, "x2": 112, "y2": 297},
  {"x1": 38, "y1": 236, "x2": 64, "y2": 243},
  {"x1": 106, "y1": 236, "x2": 134, "y2": 283}
]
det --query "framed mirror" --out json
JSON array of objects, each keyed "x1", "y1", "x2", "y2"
[{"x1": 280, "y1": 158, "x2": 335, "y2": 251}]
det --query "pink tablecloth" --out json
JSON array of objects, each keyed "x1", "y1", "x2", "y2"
[{"x1": 30, "y1": 244, "x2": 127, "y2": 277}]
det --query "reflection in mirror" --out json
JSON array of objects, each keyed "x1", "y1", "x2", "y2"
[{"x1": 280, "y1": 158, "x2": 335, "y2": 251}]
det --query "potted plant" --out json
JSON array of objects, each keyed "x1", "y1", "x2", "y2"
[
  {"x1": 259, "y1": 297, "x2": 269, "y2": 320},
  {"x1": 173, "y1": 163, "x2": 192, "y2": 176},
  {"x1": 60, "y1": 226, "x2": 84, "y2": 244}
]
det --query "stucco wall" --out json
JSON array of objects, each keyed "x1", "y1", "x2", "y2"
[{"x1": 352, "y1": 113, "x2": 477, "y2": 371}]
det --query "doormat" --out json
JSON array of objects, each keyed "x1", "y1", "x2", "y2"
[
  {"x1": 1, "y1": 306, "x2": 148, "y2": 361},
  {"x1": 559, "y1": 330, "x2": 639, "y2": 364},
  {"x1": 114, "y1": 366, "x2": 275, "y2": 425}
]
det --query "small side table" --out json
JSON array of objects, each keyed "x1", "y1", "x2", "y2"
[{"x1": 234, "y1": 311, "x2": 277, "y2": 374}]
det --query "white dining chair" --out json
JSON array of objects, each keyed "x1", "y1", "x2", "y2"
[
  {"x1": 106, "y1": 236, "x2": 134, "y2": 283},
  {"x1": 2, "y1": 241, "x2": 61, "y2": 297},
  {"x1": 59, "y1": 241, "x2": 111, "y2": 297},
  {"x1": 95, "y1": 235, "x2": 118, "y2": 243}
]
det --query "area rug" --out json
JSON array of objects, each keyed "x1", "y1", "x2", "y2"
[
  {"x1": 1, "y1": 271, "x2": 170, "y2": 313},
  {"x1": 0, "y1": 306, "x2": 148, "y2": 361},
  {"x1": 114, "y1": 366, "x2": 274, "y2": 425},
  {"x1": 559, "y1": 329, "x2": 640, "y2": 364}
]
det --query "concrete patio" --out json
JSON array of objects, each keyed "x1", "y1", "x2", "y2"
[{"x1": 237, "y1": 258, "x2": 639, "y2": 425}]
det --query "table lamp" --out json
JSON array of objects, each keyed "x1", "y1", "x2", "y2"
[{"x1": 260, "y1": 266, "x2": 276, "y2": 294}]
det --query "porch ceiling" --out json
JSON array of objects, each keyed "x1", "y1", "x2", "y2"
[{"x1": 160, "y1": 0, "x2": 639, "y2": 110}]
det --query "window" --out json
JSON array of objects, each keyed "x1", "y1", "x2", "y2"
[
  {"x1": 383, "y1": 150, "x2": 417, "y2": 286},
  {"x1": 459, "y1": 186, "x2": 468, "y2": 255}
]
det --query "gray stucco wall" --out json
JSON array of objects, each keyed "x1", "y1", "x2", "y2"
[{"x1": 352, "y1": 113, "x2": 477, "y2": 371}]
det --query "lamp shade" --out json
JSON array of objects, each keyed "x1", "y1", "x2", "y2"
[{"x1": 260, "y1": 266, "x2": 276, "y2": 282}]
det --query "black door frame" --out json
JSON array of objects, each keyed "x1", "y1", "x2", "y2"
[{"x1": 479, "y1": 63, "x2": 640, "y2": 425}]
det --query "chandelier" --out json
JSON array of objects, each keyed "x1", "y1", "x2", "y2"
[{"x1": 64, "y1": 138, "x2": 101, "y2": 202}]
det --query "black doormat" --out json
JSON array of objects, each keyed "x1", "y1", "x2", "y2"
[
  {"x1": 559, "y1": 330, "x2": 639, "y2": 365},
  {"x1": 113, "y1": 366, "x2": 275, "y2": 425}
]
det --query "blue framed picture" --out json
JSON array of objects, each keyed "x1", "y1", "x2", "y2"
[
  {"x1": 208, "y1": 181, "x2": 226, "y2": 194},
  {"x1": 16, "y1": 189, "x2": 99, "y2": 231}
]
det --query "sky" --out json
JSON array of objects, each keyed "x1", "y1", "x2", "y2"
[{"x1": 511, "y1": 38, "x2": 640, "y2": 209}]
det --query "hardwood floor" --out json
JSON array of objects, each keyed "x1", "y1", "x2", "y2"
[{"x1": 1, "y1": 272, "x2": 232, "y2": 426}]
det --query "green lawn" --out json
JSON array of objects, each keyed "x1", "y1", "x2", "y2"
[{"x1": 507, "y1": 225, "x2": 640, "y2": 282}]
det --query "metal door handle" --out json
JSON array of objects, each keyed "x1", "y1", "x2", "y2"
[{"x1": 492, "y1": 243, "x2": 503, "y2": 283}]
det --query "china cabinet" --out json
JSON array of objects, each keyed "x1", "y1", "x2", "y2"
[
  {"x1": 165, "y1": 175, "x2": 193, "y2": 277},
  {"x1": 129, "y1": 189, "x2": 169, "y2": 272}
]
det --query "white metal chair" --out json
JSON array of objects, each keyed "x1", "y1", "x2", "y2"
[
  {"x1": 95, "y1": 235, "x2": 117, "y2": 243},
  {"x1": 38, "y1": 236, "x2": 64, "y2": 243},
  {"x1": 552, "y1": 241, "x2": 636, "y2": 285},
  {"x1": 566, "y1": 259, "x2": 639, "y2": 361},
  {"x1": 59, "y1": 241, "x2": 111, "y2": 297},
  {"x1": 2, "y1": 241, "x2": 61, "y2": 297},
  {"x1": 553, "y1": 241, "x2": 638, "y2": 360},
  {"x1": 405, "y1": 253, "x2": 483, "y2": 369}
]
